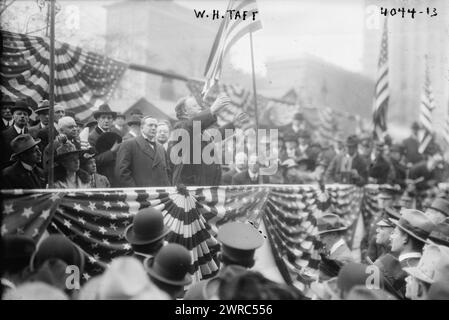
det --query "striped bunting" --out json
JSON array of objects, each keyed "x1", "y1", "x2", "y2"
[
  {"x1": 418, "y1": 60, "x2": 436, "y2": 154},
  {"x1": 1, "y1": 30, "x2": 127, "y2": 120}
]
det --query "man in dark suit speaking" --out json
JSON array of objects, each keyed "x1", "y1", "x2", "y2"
[{"x1": 115, "y1": 116, "x2": 171, "y2": 187}]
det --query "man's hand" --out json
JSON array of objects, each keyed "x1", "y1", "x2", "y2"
[
  {"x1": 110, "y1": 141, "x2": 120, "y2": 153},
  {"x1": 210, "y1": 94, "x2": 231, "y2": 115},
  {"x1": 233, "y1": 112, "x2": 249, "y2": 126}
]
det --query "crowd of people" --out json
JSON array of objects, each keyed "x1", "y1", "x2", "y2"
[{"x1": 2, "y1": 93, "x2": 449, "y2": 300}]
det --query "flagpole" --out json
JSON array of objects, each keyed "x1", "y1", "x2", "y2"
[{"x1": 47, "y1": 0, "x2": 56, "y2": 188}]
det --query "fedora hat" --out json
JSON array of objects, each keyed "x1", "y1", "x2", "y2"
[
  {"x1": 144, "y1": 243, "x2": 192, "y2": 287},
  {"x1": 1, "y1": 94, "x2": 15, "y2": 107},
  {"x1": 54, "y1": 140, "x2": 83, "y2": 161},
  {"x1": 10, "y1": 134, "x2": 41, "y2": 160},
  {"x1": 35, "y1": 100, "x2": 50, "y2": 114},
  {"x1": 11, "y1": 100, "x2": 33, "y2": 116},
  {"x1": 427, "y1": 198, "x2": 449, "y2": 217},
  {"x1": 93, "y1": 103, "x2": 117, "y2": 119},
  {"x1": 217, "y1": 222, "x2": 264, "y2": 266},
  {"x1": 404, "y1": 244, "x2": 449, "y2": 284},
  {"x1": 428, "y1": 219, "x2": 449, "y2": 247},
  {"x1": 390, "y1": 209, "x2": 436, "y2": 243},
  {"x1": 127, "y1": 115, "x2": 142, "y2": 126},
  {"x1": 317, "y1": 213, "x2": 348, "y2": 235},
  {"x1": 125, "y1": 207, "x2": 170, "y2": 245}
]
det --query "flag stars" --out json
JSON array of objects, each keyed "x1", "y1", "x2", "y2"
[
  {"x1": 88, "y1": 202, "x2": 96, "y2": 211},
  {"x1": 1, "y1": 225, "x2": 8, "y2": 235},
  {"x1": 4, "y1": 204, "x2": 14, "y2": 215},
  {"x1": 40, "y1": 209, "x2": 51, "y2": 220},
  {"x1": 123, "y1": 243, "x2": 131, "y2": 250},
  {"x1": 83, "y1": 230, "x2": 91, "y2": 238},
  {"x1": 22, "y1": 207, "x2": 34, "y2": 219},
  {"x1": 102, "y1": 239, "x2": 110, "y2": 246},
  {"x1": 50, "y1": 193, "x2": 60, "y2": 201},
  {"x1": 117, "y1": 201, "x2": 126, "y2": 207},
  {"x1": 83, "y1": 273, "x2": 91, "y2": 281},
  {"x1": 74, "y1": 203, "x2": 82, "y2": 212},
  {"x1": 99, "y1": 226, "x2": 107, "y2": 234},
  {"x1": 78, "y1": 217, "x2": 86, "y2": 225},
  {"x1": 110, "y1": 213, "x2": 117, "y2": 220},
  {"x1": 109, "y1": 223, "x2": 117, "y2": 231},
  {"x1": 88, "y1": 256, "x2": 96, "y2": 264},
  {"x1": 63, "y1": 219, "x2": 72, "y2": 229}
]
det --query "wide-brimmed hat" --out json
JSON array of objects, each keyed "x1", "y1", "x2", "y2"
[
  {"x1": 217, "y1": 222, "x2": 264, "y2": 266},
  {"x1": 10, "y1": 134, "x2": 41, "y2": 160},
  {"x1": 144, "y1": 243, "x2": 192, "y2": 287},
  {"x1": 427, "y1": 198, "x2": 449, "y2": 218},
  {"x1": 35, "y1": 100, "x2": 50, "y2": 114},
  {"x1": 125, "y1": 207, "x2": 170, "y2": 245},
  {"x1": 316, "y1": 213, "x2": 348, "y2": 235},
  {"x1": 1, "y1": 95, "x2": 15, "y2": 107},
  {"x1": 390, "y1": 209, "x2": 436, "y2": 243},
  {"x1": 127, "y1": 115, "x2": 142, "y2": 126},
  {"x1": 54, "y1": 140, "x2": 83, "y2": 161},
  {"x1": 403, "y1": 244, "x2": 446, "y2": 284},
  {"x1": 11, "y1": 100, "x2": 33, "y2": 116},
  {"x1": 95, "y1": 132, "x2": 122, "y2": 154},
  {"x1": 428, "y1": 219, "x2": 449, "y2": 247},
  {"x1": 30, "y1": 234, "x2": 85, "y2": 274},
  {"x1": 93, "y1": 104, "x2": 117, "y2": 119}
]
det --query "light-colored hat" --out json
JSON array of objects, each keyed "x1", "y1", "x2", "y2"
[
  {"x1": 317, "y1": 213, "x2": 348, "y2": 235},
  {"x1": 390, "y1": 208, "x2": 436, "y2": 243},
  {"x1": 403, "y1": 244, "x2": 449, "y2": 284}
]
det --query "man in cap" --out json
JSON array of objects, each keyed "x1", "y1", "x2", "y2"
[
  {"x1": 184, "y1": 221, "x2": 264, "y2": 300},
  {"x1": 403, "y1": 244, "x2": 449, "y2": 300},
  {"x1": 402, "y1": 121, "x2": 423, "y2": 165},
  {"x1": 144, "y1": 243, "x2": 193, "y2": 299},
  {"x1": 221, "y1": 152, "x2": 248, "y2": 185},
  {"x1": 316, "y1": 213, "x2": 354, "y2": 265},
  {"x1": 0, "y1": 95, "x2": 15, "y2": 131},
  {"x1": 113, "y1": 113, "x2": 128, "y2": 137},
  {"x1": 116, "y1": 116, "x2": 171, "y2": 187},
  {"x1": 1, "y1": 100, "x2": 32, "y2": 167},
  {"x1": 29, "y1": 100, "x2": 50, "y2": 139},
  {"x1": 123, "y1": 115, "x2": 141, "y2": 141},
  {"x1": 389, "y1": 209, "x2": 436, "y2": 269},
  {"x1": 325, "y1": 135, "x2": 368, "y2": 186},
  {"x1": 423, "y1": 198, "x2": 449, "y2": 224},
  {"x1": 125, "y1": 207, "x2": 170, "y2": 263},
  {"x1": 1, "y1": 134, "x2": 45, "y2": 189},
  {"x1": 1, "y1": 235, "x2": 36, "y2": 291}
]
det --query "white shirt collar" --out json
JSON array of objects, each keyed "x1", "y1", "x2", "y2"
[
  {"x1": 129, "y1": 131, "x2": 137, "y2": 137},
  {"x1": 141, "y1": 132, "x2": 155, "y2": 143},
  {"x1": 248, "y1": 170, "x2": 258, "y2": 181},
  {"x1": 40, "y1": 123, "x2": 46, "y2": 129},
  {"x1": 398, "y1": 252, "x2": 422, "y2": 262},
  {"x1": 330, "y1": 238, "x2": 346, "y2": 255},
  {"x1": 13, "y1": 124, "x2": 25, "y2": 134},
  {"x1": 3, "y1": 118, "x2": 13, "y2": 126},
  {"x1": 21, "y1": 162, "x2": 34, "y2": 171}
]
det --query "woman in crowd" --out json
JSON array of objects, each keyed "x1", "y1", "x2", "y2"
[
  {"x1": 80, "y1": 149, "x2": 110, "y2": 188},
  {"x1": 54, "y1": 139, "x2": 91, "y2": 189}
]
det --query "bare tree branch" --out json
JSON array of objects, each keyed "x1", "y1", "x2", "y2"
[{"x1": 0, "y1": 0, "x2": 16, "y2": 16}]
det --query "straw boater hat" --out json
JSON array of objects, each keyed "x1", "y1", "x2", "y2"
[{"x1": 9, "y1": 134, "x2": 41, "y2": 161}]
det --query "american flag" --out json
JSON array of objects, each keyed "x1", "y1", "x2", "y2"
[
  {"x1": 317, "y1": 106, "x2": 336, "y2": 141},
  {"x1": 2, "y1": 184, "x2": 365, "y2": 294},
  {"x1": 0, "y1": 30, "x2": 127, "y2": 120},
  {"x1": 202, "y1": 0, "x2": 262, "y2": 98},
  {"x1": 418, "y1": 60, "x2": 436, "y2": 154},
  {"x1": 372, "y1": 17, "x2": 389, "y2": 134},
  {"x1": 444, "y1": 98, "x2": 449, "y2": 147}
]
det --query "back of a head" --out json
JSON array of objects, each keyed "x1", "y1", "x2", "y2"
[{"x1": 337, "y1": 263, "x2": 379, "y2": 296}]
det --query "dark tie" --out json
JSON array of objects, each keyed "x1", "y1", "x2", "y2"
[
  {"x1": 147, "y1": 140, "x2": 156, "y2": 149},
  {"x1": 28, "y1": 169, "x2": 39, "y2": 187}
]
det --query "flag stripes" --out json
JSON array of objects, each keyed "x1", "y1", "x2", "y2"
[{"x1": 418, "y1": 61, "x2": 436, "y2": 154}]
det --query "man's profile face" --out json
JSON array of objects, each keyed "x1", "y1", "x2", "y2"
[
  {"x1": 375, "y1": 226, "x2": 393, "y2": 245},
  {"x1": 21, "y1": 145, "x2": 42, "y2": 165},
  {"x1": 389, "y1": 227, "x2": 406, "y2": 253}
]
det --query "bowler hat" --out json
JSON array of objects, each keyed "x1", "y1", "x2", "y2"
[
  {"x1": 10, "y1": 134, "x2": 41, "y2": 160},
  {"x1": 144, "y1": 243, "x2": 192, "y2": 286},
  {"x1": 2, "y1": 235, "x2": 36, "y2": 273},
  {"x1": 1, "y1": 95, "x2": 15, "y2": 107},
  {"x1": 317, "y1": 213, "x2": 348, "y2": 235},
  {"x1": 127, "y1": 115, "x2": 142, "y2": 126},
  {"x1": 217, "y1": 222, "x2": 264, "y2": 266},
  {"x1": 428, "y1": 219, "x2": 449, "y2": 247},
  {"x1": 35, "y1": 100, "x2": 50, "y2": 114},
  {"x1": 125, "y1": 207, "x2": 170, "y2": 245},
  {"x1": 30, "y1": 234, "x2": 85, "y2": 274},
  {"x1": 54, "y1": 140, "x2": 83, "y2": 161},
  {"x1": 93, "y1": 104, "x2": 117, "y2": 119},
  {"x1": 346, "y1": 135, "x2": 358, "y2": 147},
  {"x1": 428, "y1": 198, "x2": 449, "y2": 217},
  {"x1": 403, "y1": 244, "x2": 448, "y2": 284},
  {"x1": 95, "y1": 132, "x2": 122, "y2": 154},
  {"x1": 11, "y1": 100, "x2": 33, "y2": 116},
  {"x1": 391, "y1": 209, "x2": 436, "y2": 243}
]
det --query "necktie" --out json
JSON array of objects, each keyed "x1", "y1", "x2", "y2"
[{"x1": 147, "y1": 140, "x2": 155, "y2": 149}]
